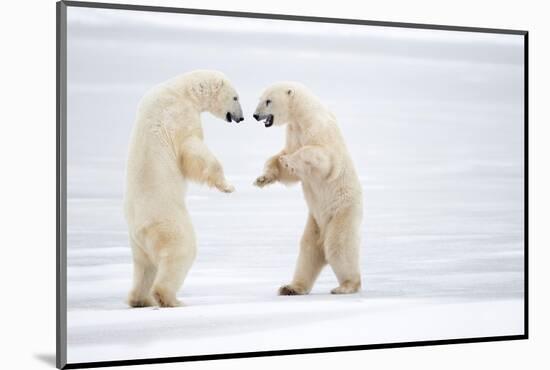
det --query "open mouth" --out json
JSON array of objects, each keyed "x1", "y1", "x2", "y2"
[
  {"x1": 225, "y1": 112, "x2": 232, "y2": 123},
  {"x1": 263, "y1": 114, "x2": 274, "y2": 128}
]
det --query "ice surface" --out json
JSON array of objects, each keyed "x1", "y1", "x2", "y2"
[
  {"x1": 66, "y1": 171, "x2": 524, "y2": 363},
  {"x1": 65, "y1": 7, "x2": 525, "y2": 364}
]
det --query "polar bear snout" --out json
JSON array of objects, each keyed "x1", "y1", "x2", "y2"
[
  {"x1": 253, "y1": 113, "x2": 274, "y2": 127},
  {"x1": 226, "y1": 111, "x2": 245, "y2": 123},
  {"x1": 225, "y1": 96, "x2": 244, "y2": 122},
  {"x1": 224, "y1": 95, "x2": 244, "y2": 123}
]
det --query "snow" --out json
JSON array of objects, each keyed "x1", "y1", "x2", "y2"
[
  {"x1": 66, "y1": 172, "x2": 524, "y2": 363},
  {"x1": 65, "y1": 6, "x2": 525, "y2": 365},
  {"x1": 67, "y1": 298, "x2": 523, "y2": 363}
]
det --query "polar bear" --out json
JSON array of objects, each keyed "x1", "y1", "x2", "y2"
[
  {"x1": 253, "y1": 82, "x2": 363, "y2": 295},
  {"x1": 124, "y1": 70, "x2": 243, "y2": 307}
]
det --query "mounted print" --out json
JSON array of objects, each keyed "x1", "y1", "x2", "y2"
[{"x1": 56, "y1": 1, "x2": 528, "y2": 368}]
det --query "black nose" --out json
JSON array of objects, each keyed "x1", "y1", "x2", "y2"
[
  {"x1": 253, "y1": 114, "x2": 260, "y2": 121},
  {"x1": 238, "y1": 117, "x2": 244, "y2": 122}
]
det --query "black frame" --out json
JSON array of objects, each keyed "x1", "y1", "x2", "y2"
[{"x1": 56, "y1": 1, "x2": 529, "y2": 369}]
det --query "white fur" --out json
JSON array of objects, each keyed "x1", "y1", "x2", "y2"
[
  {"x1": 124, "y1": 70, "x2": 242, "y2": 307},
  {"x1": 254, "y1": 82, "x2": 363, "y2": 295}
]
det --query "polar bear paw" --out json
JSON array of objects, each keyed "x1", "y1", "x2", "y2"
[
  {"x1": 254, "y1": 174, "x2": 276, "y2": 187},
  {"x1": 278, "y1": 284, "x2": 308, "y2": 296},
  {"x1": 215, "y1": 181, "x2": 235, "y2": 193},
  {"x1": 127, "y1": 295, "x2": 155, "y2": 308},
  {"x1": 152, "y1": 288, "x2": 183, "y2": 308},
  {"x1": 330, "y1": 281, "x2": 361, "y2": 294},
  {"x1": 278, "y1": 155, "x2": 297, "y2": 175}
]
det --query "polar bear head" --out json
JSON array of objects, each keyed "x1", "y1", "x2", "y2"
[
  {"x1": 252, "y1": 82, "x2": 303, "y2": 128},
  {"x1": 186, "y1": 70, "x2": 244, "y2": 123}
]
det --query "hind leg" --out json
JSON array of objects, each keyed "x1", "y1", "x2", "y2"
[
  {"x1": 279, "y1": 214, "x2": 326, "y2": 295},
  {"x1": 127, "y1": 240, "x2": 157, "y2": 307},
  {"x1": 151, "y1": 250, "x2": 195, "y2": 307},
  {"x1": 324, "y1": 207, "x2": 362, "y2": 294},
  {"x1": 147, "y1": 221, "x2": 197, "y2": 307}
]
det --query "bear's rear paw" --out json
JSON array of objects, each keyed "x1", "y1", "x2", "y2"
[
  {"x1": 254, "y1": 174, "x2": 275, "y2": 187},
  {"x1": 278, "y1": 284, "x2": 308, "y2": 296},
  {"x1": 331, "y1": 281, "x2": 361, "y2": 294},
  {"x1": 128, "y1": 295, "x2": 155, "y2": 308},
  {"x1": 152, "y1": 289, "x2": 183, "y2": 308}
]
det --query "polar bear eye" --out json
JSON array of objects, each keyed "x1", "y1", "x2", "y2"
[
  {"x1": 266, "y1": 99, "x2": 271, "y2": 106},
  {"x1": 233, "y1": 96, "x2": 238, "y2": 101}
]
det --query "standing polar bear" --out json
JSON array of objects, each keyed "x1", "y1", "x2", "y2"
[
  {"x1": 253, "y1": 82, "x2": 363, "y2": 295},
  {"x1": 124, "y1": 70, "x2": 243, "y2": 307}
]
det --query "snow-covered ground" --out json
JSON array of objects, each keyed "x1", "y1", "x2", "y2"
[
  {"x1": 66, "y1": 167, "x2": 524, "y2": 363},
  {"x1": 65, "y1": 6, "x2": 525, "y2": 365}
]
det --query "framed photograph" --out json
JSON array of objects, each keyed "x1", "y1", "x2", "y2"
[{"x1": 57, "y1": 1, "x2": 528, "y2": 368}]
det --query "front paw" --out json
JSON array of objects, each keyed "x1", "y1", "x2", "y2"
[
  {"x1": 254, "y1": 174, "x2": 275, "y2": 187},
  {"x1": 216, "y1": 181, "x2": 235, "y2": 193},
  {"x1": 278, "y1": 155, "x2": 296, "y2": 174}
]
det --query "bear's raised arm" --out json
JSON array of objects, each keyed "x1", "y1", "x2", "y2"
[
  {"x1": 179, "y1": 136, "x2": 235, "y2": 193},
  {"x1": 254, "y1": 150, "x2": 301, "y2": 187},
  {"x1": 278, "y1": 145, "x2": 336, "y2": 181}
]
